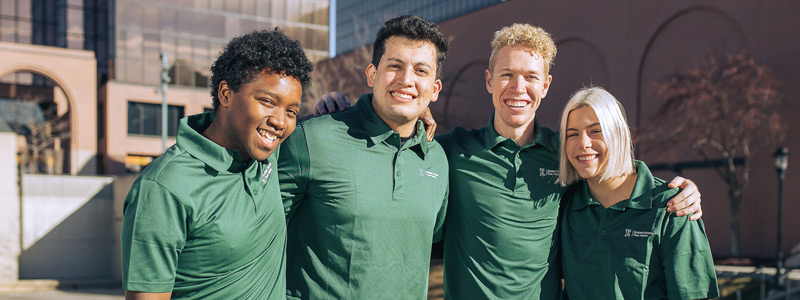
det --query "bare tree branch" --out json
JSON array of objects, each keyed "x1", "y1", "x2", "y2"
[{"x1": 639, "y1": 50, "x2": 785, "y2": 257}]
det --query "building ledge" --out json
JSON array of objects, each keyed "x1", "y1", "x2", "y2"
[{"x1": 0, "y1": 41, "x2": 95, "y2": 60}]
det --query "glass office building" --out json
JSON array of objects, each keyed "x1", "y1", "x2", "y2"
[
  {"x1": 0, "y1": 0, "x2": 111, "y2": 84},
  {"x1": 0, "y1": 0, "x2": 331, "y2": 174},
  {"x1": 334, "y1": 0, "x2": 502, "y2": 55},
  {"x1": 114, "y1": 0, "x2": 330, "y2": 88}
]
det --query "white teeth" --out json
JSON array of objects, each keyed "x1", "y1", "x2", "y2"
[
  {"x1": 258, "y1": 129, "x2": 277, "y2": 141},
  {"x1": 391, "y1": 92, "x2": 413, "y2": 99},
  {"x1": 578, "y1": 155, "x2": 597, "y2": 161},
  {"x1": 505, "y1": 100, "x2": 528, "y2": 107}
]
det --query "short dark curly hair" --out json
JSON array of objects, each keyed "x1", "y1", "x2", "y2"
[
  {"x1": 210, "y1": 28, "x2": 313, "y2": 110},
  {"x1": 372, "y1": 15, "x2": 449, "y2": 78}
]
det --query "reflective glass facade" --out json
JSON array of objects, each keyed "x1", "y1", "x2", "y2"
[
  {"x1": 114, "y1": 0, "x2": 330, "y2": 88},
  {"x1": 335, "y1": 0, "x2": 502, "y2": 55},
  {"x1": 0, "y1": 0, "x2": 112, "y2": 82}
]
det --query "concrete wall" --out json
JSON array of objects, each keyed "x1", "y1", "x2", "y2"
[
  {"x1": 0, "y1": 131, "x2": 20, "y2": 282},
  {"x1": 19, "y1": 174, "x2": 116, "y2": 281},
  {"x1": 431, "y1": 0, "x2": 800, "y2": 258},
  {"x1": 112, "y1": 174, "x2": 138, "y2": 282}
]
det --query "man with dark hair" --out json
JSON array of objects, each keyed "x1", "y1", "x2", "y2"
[
  {"x1": 278, "y1": 15, "x2": 449, "y2": 299},
  {"x1": 121, "y1": 29, "x2": 312, "y2": 300}
]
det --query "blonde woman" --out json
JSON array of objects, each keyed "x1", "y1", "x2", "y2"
[{"x1": 558, "y1": 86, "x2": 719, "y2": 299}]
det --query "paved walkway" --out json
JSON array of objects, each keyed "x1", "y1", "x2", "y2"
[
  {"x1": 0, "y1": 287, "x2": 123, "y2": 300},
  {"x1": 1, "y1": 265, "x2": 796, "y2": 299}
]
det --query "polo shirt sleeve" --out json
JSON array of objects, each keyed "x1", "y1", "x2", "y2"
[
  {"x1": 121, "y1": 178, "x2": 188, "y2": 293},
  {"x1": 433, "y1": 133, "x2": 453, "y2": 156},
  {"x1": 660, "y1": 212, "x2": 719, "y2": 299},
  {"x1": 550, "y1": 131, "x2": 561, "y2": 149},
  {"x1": 278, "y1": 124, "x2": 311, "y2": 221},
  {"x1": 432, "y1": 181, "x2": 449, "y2": 243}
]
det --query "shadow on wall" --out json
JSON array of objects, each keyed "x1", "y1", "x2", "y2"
[
  {"x1": 76, "y1": 155, "x2": 100, "y2": 175},
  {"x1": 18, "y1": 174, "x2": 118, "y2": 281}
]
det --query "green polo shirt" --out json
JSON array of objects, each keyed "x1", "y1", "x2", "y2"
[
  {"x1": 121, "y1": 112, "x2": 286, "y2": 299},
  {"x1": 437, "y1": 116, "x2": 566, "y2": 300},
  {"x1": 561, "y1": 161, "x2": 719, "y2": 300},
  {"x1": 278, "y1": 93, "x2": 449, "y2": 299}
]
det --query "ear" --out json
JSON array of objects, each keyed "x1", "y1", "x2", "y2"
[
  {"x1": 365, "y1": 64, "x2": 377, "y2": 87},
  {"x1": 217, "y1": 80, "x2": 233, "y2": 108},
  {"x1": 430, "y1": 79, "x2": 443, "y2": 103},
  {"x1": 541, "y1": 74, "x2": 553, "y2": 99},
  {"x1": 484, "y1": 69, "x2": 493, "y2": 94}
]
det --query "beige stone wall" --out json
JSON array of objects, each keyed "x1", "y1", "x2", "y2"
[
  {"x1": 0, "y1": 42, "x2": 97, "y2": 175},
  {"x1": 102, "y1": 81, "x2": 212, "y2": 174}
]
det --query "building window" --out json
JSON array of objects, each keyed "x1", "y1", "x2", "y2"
[{"x1": 127, "y1": 101, "x2": 183, "y2": 137}]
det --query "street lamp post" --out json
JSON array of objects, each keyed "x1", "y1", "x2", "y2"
[
  {"x1": 774, "y1": 146, "x2": 789, "y2": 287},
  {"x1": 159, "y1": 52, "x2": 170, "y2": 152}
]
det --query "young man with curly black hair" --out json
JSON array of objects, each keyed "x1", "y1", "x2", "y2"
[
  {"x1": 277, "y1": 15, "x2": 449, "y2": 299},
  {"x1": 121, "y1": 29, "x2": 312, "y2": 300}
]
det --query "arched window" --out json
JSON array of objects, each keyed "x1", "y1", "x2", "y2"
[{"x1": 0, "y1": 71, "x2": 71, "y2": 174}]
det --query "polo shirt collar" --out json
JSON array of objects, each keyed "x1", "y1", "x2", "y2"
[
  {"x1": 354, "y1": 93, "x2": 430, "y2": 157},
  {"x1": 571, "y1": 160, "x2": 655, "y2": 211},
  {"x1": 177, "y1": 112, "x2": 251, "y2": 173},
  {"x1": 483, "y1": 114, "x2": 549, "y2": 150},
  {"x1": 625, "y1": 160, "x2": 656, "y2": 210}
]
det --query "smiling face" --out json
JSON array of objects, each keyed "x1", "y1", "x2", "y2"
[
  {"x1": 366, "y1": 36, "x2": 442, "y2": 136},
  {"x1": 218, "y1": 71, "x2": 302, "y2": 162},
  {"x1": 486, "y1": 45, "x2": 552, "y2": 133},
  {"x1": 565, "y1": 106, "x2": 608, "y2": 180}
]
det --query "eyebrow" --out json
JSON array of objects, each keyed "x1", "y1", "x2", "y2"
[
  {"x1": 386, "y1": 58, "x2": 405, "y2": 65},
  {"x1": 565, "y1": 122, "x2": 601, "y2": 131},
  {"x1": 498, "y1": 66, "x2": 541, "y2": 74},
  {"x1": 254, "y1": 89, "x2": 279, "y2": 99},
  {"x1": 254, "y1": 90, "x2": 301, "y2": 107},
  {"x1": 387, "y1": 57, "x2": 432, "y2": 69}
]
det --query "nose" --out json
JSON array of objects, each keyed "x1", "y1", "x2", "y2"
[
  {"x1": 510, "y1": 75, "x2": 525, "y2": 93},
  {"x1": 267, "y1": 111, "x2": 286, "y2": 130},
  {"x1": 397, "y1": 66, "x2": 414, "y2": 86},
  {"x1": 579, "y1": 132, "x2": 592, "y2": 148}
]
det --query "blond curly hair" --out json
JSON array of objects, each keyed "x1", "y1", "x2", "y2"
[{"x1": 489, "y1": 24, "x2": 557, "y2": 74}]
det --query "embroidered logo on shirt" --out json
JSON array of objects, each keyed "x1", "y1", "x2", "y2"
[
  {"x1": 539, "y1": 168, "x2": 559, "y2": 176},
  {"x1": 261, "y1": 162, "x2": 272, "y2": 184},
  {"x1": 624, "y1": 229, "x2": 654, "y2": 238},
  {"x1": 419, "y1": 168, "x2": 439, "y2": 178}
]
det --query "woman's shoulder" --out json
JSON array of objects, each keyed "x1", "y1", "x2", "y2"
[{"x1": 650, "y1": 176, "x2": 681, "y2": 209}]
